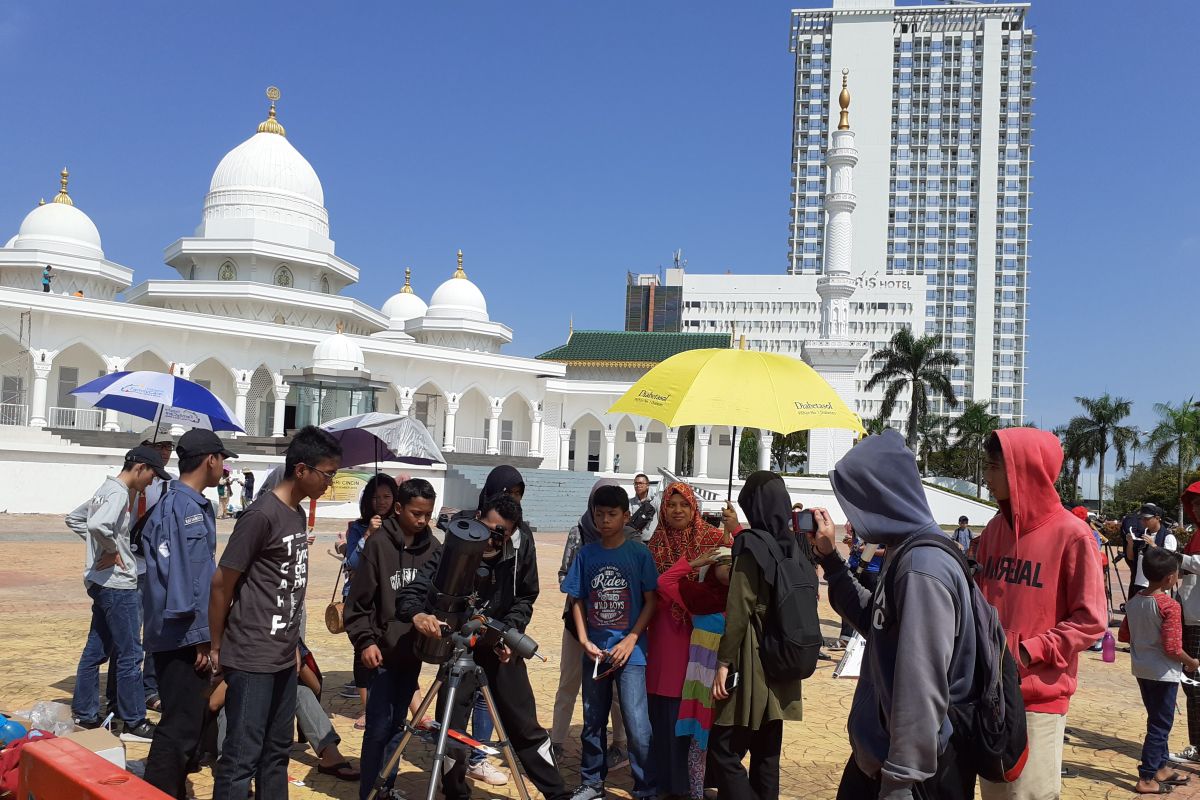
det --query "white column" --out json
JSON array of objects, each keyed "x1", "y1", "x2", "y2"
[
  {"x1": 397, "y1": 386, "x2": 415, "y2": 417},
  {"x1": 558, "y1": 428, "x2": 572, "y2": 472},
  {"x1": 696, "y1": 426, "x2": 711, "y2": 479},
  {"x1": 666, "y1": 428, "x2": 679, "y2": 474},
  {"x1": 271, "y1": 381, "x2": 288, "y2": 438},
  {"x1": 634, "y1": 429, "x2": 647, "y2": 475},
  {"x1": 759, "y1": 429, "x2": 774, "y2": 471},
  {"x1": 529, "y1": 407, "x2": 543, "y2": 457},
  {"x1": 100, "y1": 356, "x2": 130, "y2": 432},
  {"x1": 486, "y1": 398, "x2": 503, "y2": 456},
  {"x1": 443, "y1": 396, "x2": 459, "y2": 452},
  {"x1": 233, "y1": 379, "x2": 252, "y2": 437},
  {"x1": 603, "y1": 428, "x2": 616, "y2": 474},
  {"x1": 29, "y1": 351, "x2": 55, "y2": 428},
  {"x1": 167, "y1": 363, "x2": 196, "y2": 436}
]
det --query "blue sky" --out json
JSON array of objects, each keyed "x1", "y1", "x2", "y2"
[{"x1": 1, "y1": 1, "x2": 1196, "y2": 478}]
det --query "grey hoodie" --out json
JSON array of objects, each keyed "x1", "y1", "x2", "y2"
[
  {"x1": 66, "y1": 475, "x2": 137, "y2": 590},
  {"x1": 822, "y1": 429, "x2": 976, "y2": 800}
]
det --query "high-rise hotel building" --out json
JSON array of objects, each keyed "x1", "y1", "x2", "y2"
[{"x1": 787, "y1": 0, "x2": 1033, "y2": 423}]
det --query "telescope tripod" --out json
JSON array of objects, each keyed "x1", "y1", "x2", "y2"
[{"x1": 366, "y1": 643, "x2": 532, "y2": 800}]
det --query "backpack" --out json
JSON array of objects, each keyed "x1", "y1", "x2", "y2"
[
  {"x1": 129, "y1": 480, "x2": 172, "y2": 559},
  {"x1": 879, "y1": 533, "x2": 1029, "y2": 784},
  {"x1": 745, "y1": 529, "x2": 823, "y2": 682}
]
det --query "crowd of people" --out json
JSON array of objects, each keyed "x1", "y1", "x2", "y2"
[{"x1": 58, "y1": 419, "x2": 1200, "y2": 800}]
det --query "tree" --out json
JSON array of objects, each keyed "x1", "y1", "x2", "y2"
[
  {"x1": 1113, "y1": 463, "x2": 1200, "y2": 519},
  {"x1": 771, "y1": 430, "x2": 808, "y2": 473},
  {"x1": 862, "y1": 417, "x2": 891, "y2": 436},
  {"x1": 1068, "y1": 394, "x2": 1140, "y2": 515},
  {"x1": 950, "y1": 400, "x2": 1001, "y2": 497},
  {"x1": 738, "y1": 428, "x2": 758, "y2": 478},
  {"x1": 913, "y1": 414, "x2": 949, "y2": 477},
  {"x1": 864, "y1": 328, "x2": 960, "y2": 450},
  {"x1": 1144, "y1": 398, "x2": 1200, "y2": 520},
  {"x1": 1055, "y1": 418, "x2": 1090, "y2": 506}
]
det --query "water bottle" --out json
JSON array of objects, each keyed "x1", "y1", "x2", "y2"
[{"x1": 1101, "y1": 630, "x2": 1116, "y2": 663}]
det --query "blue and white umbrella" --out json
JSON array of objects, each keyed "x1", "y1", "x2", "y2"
[{"x1": 71, "y1": 370, "x2": 245, "y2": 433}]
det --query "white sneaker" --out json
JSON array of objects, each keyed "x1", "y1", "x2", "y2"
[
  {"x1": 1169, "y1": 745, "x2": 1200, "y2": 764},
  {"x1": 467, "y1": 761, "x2": 509, "y2": 786}
]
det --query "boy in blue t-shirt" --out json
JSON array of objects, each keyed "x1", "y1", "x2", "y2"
[{"x1": 562, "y1": 484, "x2": 658, "y2": 800}]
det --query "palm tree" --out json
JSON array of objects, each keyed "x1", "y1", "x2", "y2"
[
  {"x1": 1069, "y1": 394, "x2": 1140, "y2": 515},
  {"x1": 951, "y1": 400, "x2": 1001, "y2": 497},
  {"x1": 1145, "y1": 398, "x2": 1200, "y2": 519},
  {"x1": 913, "y1": 413, "x2": 949, "y2": 476},
  {"x1": 1055, "y1": 418, "x2": 1090, "y2": 505},
  {"x1": 864, "y1": 328, "x2": 960, "y2": 450},
  {"x1": 862, "y1": 417, "x2": 891, "y2": 436}
]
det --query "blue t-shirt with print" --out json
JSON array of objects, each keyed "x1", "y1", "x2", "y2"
[{"x1": 561, "y1": 539, "x2": 658, "y2": 666}]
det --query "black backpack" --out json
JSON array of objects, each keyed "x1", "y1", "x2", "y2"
[
  {"x1": 745, "y1": 529, "x2": 823, "y2": 682},
  {"x1": 880, "y1": 533, "x2": 1029, "y2": 784}
]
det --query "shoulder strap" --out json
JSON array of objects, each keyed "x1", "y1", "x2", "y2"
[{"x1": 880, "y1": 533, "x2": 972, "y2": 628}]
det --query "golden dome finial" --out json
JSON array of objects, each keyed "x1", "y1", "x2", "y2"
[
  {"x1": 38, "y1": 198, "x2": 45, "y2": 206},
  {"x1": 53, "y1": 167, "x2": 74, "y2": 206},
  {"x1": 838, "y1": 68, "x2": 851, "y2": 131},
  {"x1": 401, "y1": 267, "x2": 414, "y2": 294},
  {"x1": 335, "y1": 320, "x2": 345, "y2": 334},
  {"x1": 257, "y1": 86, "x2": 287, "y2": 137},
  {"x1": 453, "y1": 249, "x2": 467, "y2": 279}
]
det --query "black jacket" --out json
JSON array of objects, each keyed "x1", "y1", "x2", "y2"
[
  {"x1": 343, "y1": 519, "x2": 441, "y2": 670},
  {"x1": 397, "y1": 527, "x2": 540, "y2": 634}
]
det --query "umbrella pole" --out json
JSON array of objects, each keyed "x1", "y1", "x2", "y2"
[
  {"x1": 151, "y1": 404, "x2": 164, "y2": 443},
  {"x1": 727, "y1": 426, "x2": 738, "y2": 500}
]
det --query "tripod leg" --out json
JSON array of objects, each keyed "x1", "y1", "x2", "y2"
[
  {"x1": 480, "y1": 683, "x2": 533, "y2": 800},
  {"x1": 366, "y1": 678, "x2": 444, "y2": 800},
  {"x1": 425, "y1": 675, "x2": 466, "y2": 800}
]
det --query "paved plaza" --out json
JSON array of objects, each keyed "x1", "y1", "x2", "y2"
[{"x1": 0, "y1": 513, "x2": 1196, "y2": 799}]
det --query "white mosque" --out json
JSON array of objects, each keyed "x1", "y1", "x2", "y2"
[{"x1": 0, "y1": 87, "x2": 990, "y2": 524}]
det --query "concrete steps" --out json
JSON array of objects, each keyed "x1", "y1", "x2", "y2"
[
  {"x1": 444, "y1": 465, "x2": 601, "y2": 532},
  {"x1": 0, "y1": 425, "x2": 73, "y2": 448}
]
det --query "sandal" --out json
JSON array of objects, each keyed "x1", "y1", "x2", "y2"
[
  {"x1": 1136, "y1": 781, "x2": 1174, "y2": 794},
  {"x1": 145, "y1": 695, "x2": 161, "y2": 712},
  {"x1": 317, "y1": 761, "x2": 360, "y2": 781},
  {"x1": 354, "y1": 714, "x2": 367, "y2": 731},
  {"x1": 1162, "y1": 774, "x2": 1191, "y2": 786}
]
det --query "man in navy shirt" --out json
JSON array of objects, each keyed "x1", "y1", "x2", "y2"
[{"x1": 141, "y1": 429, "x2": 235, "y2": 799}]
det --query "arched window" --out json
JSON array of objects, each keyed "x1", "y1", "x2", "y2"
[
  {"x1": 218, "y1": 261, "x2": 237, "y2": 281},
  {"x1": 320, "y1": 274, "x2": 330, "y2": 294},
  {"x1": 274, "y1": 265, "x2": 293, "y2": 288}
]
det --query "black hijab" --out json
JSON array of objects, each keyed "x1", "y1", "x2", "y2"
[
  {"x1": 734, "y1": 470, "x2": 801, "y2": 578},
  {"x1": 578, "y1": 478, "x2": 620, "y2": 546},
  {"x1": 477, "y1": 465, "x2": 525, "y2": 511}
]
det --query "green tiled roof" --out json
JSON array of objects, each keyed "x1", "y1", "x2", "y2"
[{"x1": 536, "y1": 330, "x2": 732, "y2": 365}]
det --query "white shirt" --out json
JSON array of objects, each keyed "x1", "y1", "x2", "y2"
[{"x1": 1134, "y1": 530, "x2": 1178, "y2": 587}]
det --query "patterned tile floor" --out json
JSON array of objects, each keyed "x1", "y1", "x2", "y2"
[{"x1": 0, "y1": 513, "x2": 1195, "y2": 799}]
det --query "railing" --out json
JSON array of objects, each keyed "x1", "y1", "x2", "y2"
[
  {"x1": 0, "y1": 403, "x2": 27, "y2": 426},
  {"x1": 499, "y1": 440, "x2": 530, "y2": 458},
  {"x1": 49, "y1": 406, "x2": 103, "y2": 430},
  {"x1": 453, "y1": 436, "x2": 488, "y2": 455}
]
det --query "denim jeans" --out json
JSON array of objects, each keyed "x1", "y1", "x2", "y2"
[
  {"x1": 469, "y1": 689, "x2": 494, "y2": 768},
  {"x1": 359, "y1": 664, "x2": 420, "y2": 800},
  {"x1": 73, "y1": 582, "x2": 145, "y2": 726},
  {"x1": 579, "y1": 658, "x2": 655, "y2": 798},
  {"x1": 212, "y1": 667, "x2": 296, "y2": 800},
  {"x1": 107, "y1": 572, "x2": 158, "y2": 714},
  {"x1": 1138, "y1": 678, "x2": 1178, "y2": 780}
]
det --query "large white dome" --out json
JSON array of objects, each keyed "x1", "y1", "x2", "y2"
[
  {"x1": 427, "y1": 251, "x2": 489, "y2": 322},
  {"x1": 313, "y1": 331, "x2": 366, "y2": 372},
  {"x1": 11, "y1": 171, "x2": 103, "y2": 257}
]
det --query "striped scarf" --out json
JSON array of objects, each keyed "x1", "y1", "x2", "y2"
[{"x1": 675, "y1": 612, "x2": 725, "y2": 750}]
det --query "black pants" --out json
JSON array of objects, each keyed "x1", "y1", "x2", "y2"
[
  {"x1": 213, "y1": 667, "x2": 296, "y2": 800},
  {"x1": 708, "y1": 720, "x2": 783, "y2": 800},
  {"x1": 1184, "y1": 625, "x2": 1200, "y2": 747},
  {"x1": 836, "y1": 741, "x2": 976, "y2": 800},
  {"x1": 437, "y1": 648, "x2": 567, "y2": 800},
  {"x1": 144, "y1": 647, "x2": 212, "y2": 799}
]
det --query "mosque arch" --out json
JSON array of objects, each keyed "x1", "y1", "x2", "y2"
[
  {"x1": 189, "y1": 357, "x2": 236, "y2": 412},
  {"x1": 568, "y1": 411, "x2": 606, "y2": 473},
  {"x1": 246, "y1": 365, "x2": 276, "y2": 437},
  {"x1": 48, "y1": 342, "x2": 106, "y2": 429}
]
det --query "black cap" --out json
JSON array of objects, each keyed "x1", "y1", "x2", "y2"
[
  {"x1": 176, "y1": 429, "x2": 238, "y2": 460},
  {"x1": 140, "y1": 437, "x2": 173, "y2": 447},
  {"x1": 125, "y1": 445, "x2": 171, "y2": 481},
  {"x1": 1139, "y1": 503, "x2": 1161, "y2": 519}
]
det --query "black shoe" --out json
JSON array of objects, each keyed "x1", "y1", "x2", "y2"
[
  {"x1": 120, "y1": 719, "x2": 156, "y2": 743},
  {"x1": 74, "y1": 717, "x2": 103, "y2": 730}
]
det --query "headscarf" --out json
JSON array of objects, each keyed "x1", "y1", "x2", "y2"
[
  {"x1": 647, "y1": 482, "x2": 725, "y2": 575},
  {"x1": 578, "y1": 478, "x2": 621, "y2": 546},
  {"x1": 732, "y1": 471, "x2": 803, "y2": 576},
  {"x1": 477, "y1": 465, "x2": 525, "y2": 511},
  {"x1": 1182, "y1": 481, "x2": 1200, "y2": 555}
]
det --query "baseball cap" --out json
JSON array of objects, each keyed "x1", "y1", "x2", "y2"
[
  {"x1": 1139, "y1": 503, "x2": 1161, "y2": 519},
  {"x1": 176, "y1": 429, "x2": 238, "y2": 460},
  {"x1": 125, "y1": 445, "x2": 171, "y2": 480}
]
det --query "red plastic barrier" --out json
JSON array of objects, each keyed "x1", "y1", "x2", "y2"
[{"x1": 18, "y1": 737, "x2": 171, "y2": 799}]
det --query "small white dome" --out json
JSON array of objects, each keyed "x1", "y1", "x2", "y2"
[
  {"x1": 382, "y1": 290, "x2": 427, "y2": 326},
  {"x1": 313, "y1": 331, "x2": 366, "y2": 371},
  {"x1": 14, "y1": 201, "x2": 103, "y2": 257},
  {"x1": 210, "y1": 132, "x2": 324, "y2": 206},
  {"x1": 427, "y1": 252, "x2": 488, "y2": 322}
]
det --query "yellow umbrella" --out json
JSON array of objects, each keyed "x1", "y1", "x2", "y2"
[{"x1": 608, "y1": 348, "x2": 863, "y2": 494}]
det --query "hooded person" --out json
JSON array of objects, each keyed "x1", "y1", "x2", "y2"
[
  {"x1": 805, "y1": 430, "x2": 978, "y2": 800},
  {"x1": 1168, "y1": 482, "x2": 1200, "y2": 764},
  {"x1": 549, "y1": 479, "x2": 632, "y2": 757},
  {"x1": 708, "y1": 471, "x2": 810, "y2": 800},
  {"x1": 976, "y1": 428, "x2": 1106, "y2": 800}
]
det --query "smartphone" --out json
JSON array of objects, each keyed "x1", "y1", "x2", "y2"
[
  {"x1": 724, "y1": 671, "x2": 740, "y2": 692},
  {"x1": 792, "y1": 510, "x2": 815, "y2": 534}
]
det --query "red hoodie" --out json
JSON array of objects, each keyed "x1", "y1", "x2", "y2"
[{"x1": 975, "y1": 428, "x2": 1107, "y2": 714}]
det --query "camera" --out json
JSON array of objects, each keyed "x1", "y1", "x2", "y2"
[{"x1": 792, "y1": 509, "x2": 815, "y2": 534}]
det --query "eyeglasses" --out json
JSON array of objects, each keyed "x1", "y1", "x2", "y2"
[{"x1": 304, "y1": 464, "x2": 338, "y2": 483}]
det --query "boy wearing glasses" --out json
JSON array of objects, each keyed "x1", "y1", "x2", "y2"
[
  {"x1": 561, "y1": 484, "x2": 658, "y2": 800},
  {"x1": 208, "y1": 426, "x2": 342, "y2": 800}
]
